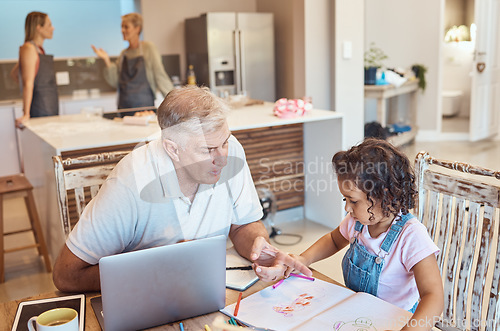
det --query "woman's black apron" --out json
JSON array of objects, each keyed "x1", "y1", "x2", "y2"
[
  {"x1": 117, "y1": 45, "x2": 155, "y2": 109},
  {"x1": 30, "y1": 42, "x2": 59, "y2": 117}
]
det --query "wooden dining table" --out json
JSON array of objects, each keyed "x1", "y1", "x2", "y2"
[{"x1": 1, "y1": 269, "x2": 340, "y2": 330}]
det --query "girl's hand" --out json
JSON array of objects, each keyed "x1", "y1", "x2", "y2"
[{"x1": 283, "y1": 254, "x2": 309, "y2": 277}]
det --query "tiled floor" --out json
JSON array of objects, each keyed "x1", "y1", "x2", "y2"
[
  {"x1": 1, "y1": 139, "x2": 499, "y2": 304},
  {"x1": 442, "y1": 116, "x2": 469, "y2": 133}
]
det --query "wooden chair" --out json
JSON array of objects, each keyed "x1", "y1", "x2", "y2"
[
  {"x1": 52, "y1": 151, "x2": 129, "y2": 237},
  {"x1": 415, "y1": 152, "x2": 500, "y2": 331}
]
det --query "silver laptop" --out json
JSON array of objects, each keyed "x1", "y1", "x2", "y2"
[{"x1": 91, "y1": 235, "x2": 226, "y2": 331}]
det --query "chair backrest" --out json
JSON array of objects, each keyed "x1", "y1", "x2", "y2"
[
  {"x1": 415, "y1": 151, "x2": 500, "y2": 331},
  {"x1": 52, "y1": 151, "x2": 129, "y2": 237}
]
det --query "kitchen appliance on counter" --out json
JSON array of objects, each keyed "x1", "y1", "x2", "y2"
[{"x1": 185, "y1": 12, "x2": 275, "y2": 102}]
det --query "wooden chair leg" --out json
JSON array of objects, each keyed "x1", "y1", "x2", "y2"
[
  {"x1": 25, "y1": 191, "x2": 52, "y2": 273},
  {"x1": 0, "y1": 194, "x2": 4, "y2": 283},
  {"x1": 24, "y1": 195, "x2": 43, "y2": 257}
]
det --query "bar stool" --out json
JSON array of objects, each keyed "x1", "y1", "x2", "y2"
[{"x1": 0, "y1": 174, "x2": 51, "y2": 283}]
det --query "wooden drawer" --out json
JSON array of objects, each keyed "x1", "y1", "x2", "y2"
[{"x1": 233, "y1": 124, "x2": 304, "y2": 211}]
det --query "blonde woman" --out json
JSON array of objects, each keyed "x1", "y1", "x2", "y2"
[
  {"x1": 16, "y1": 11, "x2": 58, "y2": 129},
  {"x1": 92, "y1": 13, "x2": 173, "y2": 109}
]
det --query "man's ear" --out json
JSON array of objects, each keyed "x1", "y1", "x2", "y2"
[{"x1": 163, "y1": 139, "x2": 180, "y2": 162}]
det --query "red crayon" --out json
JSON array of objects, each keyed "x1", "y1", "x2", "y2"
[{"x1": 234, "y1": 292, "x2": 242, "y2": 317}]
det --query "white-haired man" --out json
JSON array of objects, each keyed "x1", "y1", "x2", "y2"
[{"x1": 53, "y1": 86, "x2": 310, "y2": 292}]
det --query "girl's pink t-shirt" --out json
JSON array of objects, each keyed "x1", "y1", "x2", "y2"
[{"x1": 339, "y1": 214, "x2": 439, "y2": 310}]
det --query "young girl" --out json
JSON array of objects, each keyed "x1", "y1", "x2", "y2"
[{"x1": 278, "y1": 139, "x2": 442, "y2": 329}]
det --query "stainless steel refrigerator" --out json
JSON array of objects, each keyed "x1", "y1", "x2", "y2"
[{"x1": 185, "y1": 12, "x2": 275, "y2": 102}]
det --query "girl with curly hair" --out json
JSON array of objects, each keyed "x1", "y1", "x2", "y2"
[{"x1": 283, "y1": 139, "x2": 443, "y2": 329}]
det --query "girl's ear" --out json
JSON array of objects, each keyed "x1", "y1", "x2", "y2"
[{"x1": 163, "y1": 139, "x2": 180, "y2": 162}]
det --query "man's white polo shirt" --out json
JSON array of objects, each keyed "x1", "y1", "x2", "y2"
[{"x1": 67, "y1": 136, "x2": 263, "y2": 265}]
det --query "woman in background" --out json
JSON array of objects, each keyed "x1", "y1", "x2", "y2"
[
  {"x1": 16, "y1": 11, "x2": 59, "y2": 129},
  {"x1": 92, "y1": 13, "x2": 173, "y2": 109}
]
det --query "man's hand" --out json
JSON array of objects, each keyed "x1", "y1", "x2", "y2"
[{"x1": 249, "y1": 236, "x2": 312, "y2": 282}]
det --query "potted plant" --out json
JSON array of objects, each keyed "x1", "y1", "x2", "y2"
[
  {"x1": 411, "y1": 64, "x2": 427, "y2": 92},
  {"x1": 364, "y1": 43, "x2": 388, "y2": 85}
]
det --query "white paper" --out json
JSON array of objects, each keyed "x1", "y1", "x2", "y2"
[
  {"x1": 222, "y1": 277, "x2": 412, "y2": 331},
  {"x1": 222, "y1": 277, "x2": 354, "y2": 331},
  {"x1": 55, "y1": 71, "x2": 70, "y2": 85},
  {"x1": 294, "y1": 292, "x2": 412, "y2": 331}
]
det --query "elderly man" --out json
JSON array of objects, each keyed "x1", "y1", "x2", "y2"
[{"x1": 53, "y1": 86, "x2": 310, "y2": 292}]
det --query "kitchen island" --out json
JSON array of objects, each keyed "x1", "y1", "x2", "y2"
[
  {"x1": 0, "y1": 92, "x2": 118, "y2": 177},
  {"x1": 19, "y1": 103, "x2": 344, "y2": 261}
]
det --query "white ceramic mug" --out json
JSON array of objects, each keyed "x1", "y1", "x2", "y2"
[{"x1": 27, "y1": 308, "x2": 78, "y2": 331}]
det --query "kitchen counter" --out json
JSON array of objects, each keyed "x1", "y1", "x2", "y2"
[
  {"x1": 0, "y1": 91, "x2": 117, "y2": 108},
  {"x1": 19, "y1": 103, "x2": 344, "y2": 261},
  {"x1": 23, "y1": 102, "x2": 342, "y2": 153},
  {"x1": 0, "y1": 93, "x2": 119, "y2": 177},
  {"x1": 23, "y1": 113, "x2": 160, "y2": 153},
  {"x1": 0, "y1": 100, "x2": 16, "y2": 106}
]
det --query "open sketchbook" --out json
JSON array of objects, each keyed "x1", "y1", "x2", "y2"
[
  {"x1": 222, "y1": 276, "x2": 412, "y2": 331},
  {"x1": 226, "y1": 246, "x2": 259, "y2": 291}
]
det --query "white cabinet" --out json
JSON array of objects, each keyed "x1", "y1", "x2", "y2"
[
  {"x1": 59, "y1": 93, "x2": 117, "y2": 115},
  {"x1": 0, "y1": 103, "x2": 21, "y2": 176}
]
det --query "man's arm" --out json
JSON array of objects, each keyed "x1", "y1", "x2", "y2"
[
  {"x1": 52, "y1": 244, "x2": 101, "y2": 292},
  {"x1": 229, "y1": 220, "x2": 269, "y2": 260}
]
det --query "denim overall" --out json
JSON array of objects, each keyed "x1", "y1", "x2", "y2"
[{"x1": 342, "y1": 213, "x2": 418, "y2": 313}]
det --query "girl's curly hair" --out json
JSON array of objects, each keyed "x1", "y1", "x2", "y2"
[{"x1": 332, "y1": 138, "x2": 416, "y2": 221}]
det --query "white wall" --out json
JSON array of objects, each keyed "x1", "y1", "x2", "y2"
[
  {"x1": 335, "y1": 0, "x2": 365, "y2": 148},
  {"x1": 364, "y1": 0, "x2": 443, "y2": 134},
  {"x1": 256, "y1": 0, "x2": 306, "y2": 100},
  {"x1": 304, "y1": 0, "x2": 332, "y2": 110}
]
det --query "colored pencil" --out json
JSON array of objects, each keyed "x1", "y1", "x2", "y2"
[
  {"x1": 234, "y1": 292, "x2": 243, "y2": 316},
  {"x1": 272, "y1": 278, "x2": 285, "y2": 289},
  {"x1": 290, "y1": 273, "x2": 315, "y2": 281},
  {"x1": 179, "y1": 322, "x2": 184, "y2": 331}
]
